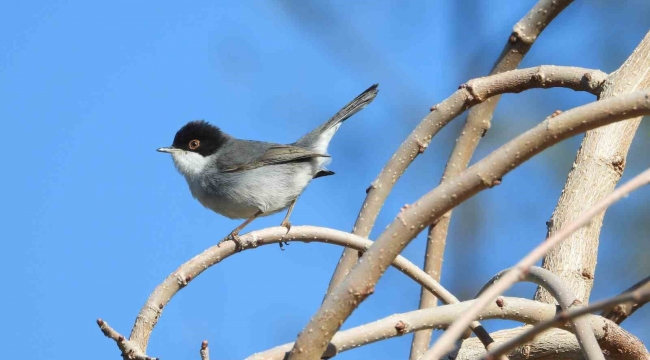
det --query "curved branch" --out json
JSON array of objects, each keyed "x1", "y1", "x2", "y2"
[
  {"x1": 485, "y1": 285, "x2": 650, "y2": 359},
  {"x1": 97, "y1": 319, "x2": 157, "y2": 360},
  {"x1": 325, "y1": 66, "x2": 606, "y2": 297},
  {"x1": 424, "y1": 165, "x2": 650, "y2": 359},
  {"x1": 601, "y1": 275, "x2": 650, "y2": 324},
  {"x1": 288, "y1": 91, "x2": 650, "y2": 360},
  {"x1": 477, "y1": 267, "x2": 603, "y2": 360},
  {"x1": 122, "y1": 226, "x2": 459, "y2": 352},
  {"x1": 412, "y1": 2, "x2": 576, "y2": 357}
]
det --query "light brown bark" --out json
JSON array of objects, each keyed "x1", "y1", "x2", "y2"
[{"x1": 535, "y1": 31, "x2": 650, "y2": 305}]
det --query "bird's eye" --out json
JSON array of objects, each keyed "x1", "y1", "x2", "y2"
[{"x1": 189, "y1": 139, "x2": 200, "y2": 150}]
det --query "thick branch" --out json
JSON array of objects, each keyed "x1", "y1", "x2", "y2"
[
  {"x1": 486, "y1": 285, "x2": 650, "y2": 359},
  {"x1": 601, "y1": 275, "x2": 650, "y2": 324},
  {"x1": 412, "y1": 1, "x2": 576, "y2": 357},
  {"x1": 325, "y1": 66, "x2": 606, "y2": 298},
  {"x1": 536, "y1": 31, "x2": 650, "y2": 305},
  {"x1": 424, "y1": 166, "x2": 650, "y2": 359},
  {"x1": 288, "y1": 91, "x2": 650, "y2": 360},
  {"x1": 125, "y1": 226, "x2": 460, "y2": 352},
  {"x1": 478, "y1": 267, "x2": 603, "y2": 360}
]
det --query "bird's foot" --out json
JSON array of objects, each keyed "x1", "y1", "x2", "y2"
[
  {"x1": 279, "y1": 220, "x2": 292, "y2": 251},
  {"x1": 219, "y1": 231, "x2": 244, "y2": 252}
]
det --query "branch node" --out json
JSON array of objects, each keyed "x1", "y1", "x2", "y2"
[{"x1": 395, "y1": 320, "x2": 408, "y2": 335}]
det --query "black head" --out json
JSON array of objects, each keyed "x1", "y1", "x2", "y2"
[{"x1": 171, "y1": 120, "x2": 229, "y2": 156}]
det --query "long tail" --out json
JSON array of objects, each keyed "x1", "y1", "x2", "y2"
[{"x1": 294, "y1": 84, "x2": 379, "y2": 152}]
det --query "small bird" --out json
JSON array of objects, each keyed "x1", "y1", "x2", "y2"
[{"x1": 157, "y1": 84, "x2": 378, "y2": 249}]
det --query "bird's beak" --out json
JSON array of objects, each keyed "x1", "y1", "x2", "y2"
[{"x1": 157, "y1": 147, "x2": 181, "y2": 154}]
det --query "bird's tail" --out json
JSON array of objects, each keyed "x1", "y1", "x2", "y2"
[{"x1": 294, "y1": 84, "x2": 379, "y2": 153}]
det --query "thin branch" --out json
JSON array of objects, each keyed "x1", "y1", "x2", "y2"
[
  {"x1": 124, "y1": 226, "x2": 461, "y2": 352},
  {"x1": 424, "y1": 166, "x2": 650, "y2": 359},
  {"x1": 536, "y1": 31, "x2": 650, "y2": 305},
  {"x1": 97, "y1": 319, "x2": 157, "y2": 360},
  {"x1": 287, "y1": 91, "x2": 650, "y2": 360},
  {"x1": 200, "y1": 340, "x2": 210, "y2": 360},
  {"x1": 477, "y1": 267, "x2": 603, "y2": 360},
  {"x1": 601, "y1": 275, "x2": 650, "y2": 324},
  {"x1": 484, "y1": 286, "x2": 650, "y2": 359},
  {"x1": 412, "y1": 1, "x2": 576, "y2": 357},
  {"x1": 325, "y1": 66, "x2": 606, "y2": 298}
]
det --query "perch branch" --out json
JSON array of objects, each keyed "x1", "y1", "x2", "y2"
[
  {"x1": 601, "y1": 275, "x2": 650, "y2": 324},
  {"x1": 484, "y1": 285, "x2": 650, "y2": 359},
  {"x1": 424, "y1": 165, "x2": 650, "y2": 359},
  {"x1": 477, "y1": 267, "x2": 602, "y2": 360},
  {"x1": 326, "y1": 66, "x2": 606, "y2": 298},
  {"x1": 412, "y1": 1, "x2": 576, "y2": 357},
  {"x1": 124, "y1": 226, "x2": 461, "y2": 352},
  {"x1": 287, "y1": 91, "x2": 650, "y2": 360}
]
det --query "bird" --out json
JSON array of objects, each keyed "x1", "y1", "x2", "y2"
[{"x1": 157, "y1": 84, "x2": 378, "y2": 249}]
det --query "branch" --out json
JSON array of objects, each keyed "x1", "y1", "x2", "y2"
[
  {"x1": 97, "y1": 319, "x2": 157, "y2": 360},
  {"x1": 477, "y1": 267, "x2": 602, "y2": 360},
  {"x1": 424, "y1": 166, "x2": 650, "y2": 359},
  {"x1": 200, "y1": 341, "x2": 210, "y2": 360},
  {"x1": 601, "y1": 275, "x2": 650, "y2": 324},
  {"x1": 287, "y1": 91, "x2": 650, "y2": 360},
  {"x1": 123, "y1": 226, "x2": 460, "y2": 352},
  {"x1": 536, "y1": 31, "x2": 650, "y2": 305},
  {"x1": 325, "y1": 66, "x2": 606, "y2": 298},
  {"x1": 485, "y1": 285, "x2": 650, "y2": 359},
  {"x1": 411, "y1": 1, "x2": 576, "y2": 357},
  {"x1": 455, "y1": 326, "x2": 647, "y2": 360},
  {"x1": 248, "y1": 297, "x2": 645, "y2": 360}
]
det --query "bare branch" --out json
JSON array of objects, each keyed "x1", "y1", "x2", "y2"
[
  {"x1": 424, "y1": 166, "x2": 650, "y2": 359},
  {"x1": 478, "y1": 267, "x2": 603, "y2": 360},
  {"x1": 485, "y1": 285, "x2": 650, "y2": 359},
  {"x1": 601, "y1": 275, "x2": 650, "y2": 324},
  {"x1": 325, "y1": 66, "x2": 606, "y2": 298},
  {"x1": 200, "y1": 340, "x2": 210, "y2": 360},
  {"x1": 455, "y1": 325, "x2": 647, "y2": 360},
  {"x1": 536, "y1": 31, "x2": 650, "y2": 305},
  {"x1": 412, "y1": 1, "x2": 576, "y2": 357},
  {"x1": 126, "y1": 226, "x2": 461, "y2": 352},
  {"x1": 97, "y1": 319, "x2": 157, "y2": 360},
  {"x1": 248, "y1": 296, "x2": 646, "y2": 360},
  {"x1": 287, "y1": 91, "x2": 650, "y2": 360}
]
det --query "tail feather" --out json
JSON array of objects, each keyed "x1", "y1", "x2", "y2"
[{"x1": 294, "y1": 84, "x2": 378, "y2": 153}]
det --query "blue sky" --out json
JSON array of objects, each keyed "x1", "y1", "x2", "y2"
[{"x1": 1, "y1": 1, "x2": 648, "y2": 359}]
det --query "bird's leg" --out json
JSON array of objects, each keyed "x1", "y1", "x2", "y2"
[
  {"x1": 219, "y1": 211, "x2": 262, "y2": 251},
  {"x1": 279, "y1": 199, "x2": 297, "y2": 250}
]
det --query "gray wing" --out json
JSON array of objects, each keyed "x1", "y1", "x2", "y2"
[{"x1": 219, "y1": 143, "x2": 329, "y2": 173}]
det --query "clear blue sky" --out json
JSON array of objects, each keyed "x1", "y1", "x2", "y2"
[{"x1": 1, "y1": 1, "x2": 648, "y2": 359}]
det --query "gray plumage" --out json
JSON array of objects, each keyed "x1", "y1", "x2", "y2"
[{"x1": 157, "y1": 84, "x2": 379, "y2": 231}]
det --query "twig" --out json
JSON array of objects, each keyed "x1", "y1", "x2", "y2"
[
  {"x1": 325, "y1": 66, "x2": 606, "y2": 298},
  {"x1": 484, "y1": 286, "x2": 650, "y2": 359},
  {"x1": 424, "y1": 166, "x2": 650, "y2": 359},
  {"x1": 477, "y1": 267, "x2": 603, "y2": 360},
  {"x1": 126, "y1": 226, "x2": 461, "y2": 352},
  {"x1": 97, "y1": 319, "x2": 158, "y2": 360},
  {"x1": 411, "y1": 1, "x2": 576, "y2": 358},
  {"x1": 287, "y1": 91, "x2": 650, "y2": 360},
  {"x1": 601, "y1": 275, "x2": 650, "y2": 324},
  {"x1": 200, "y1": 340, "x2": 210, "y2": 360}
]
